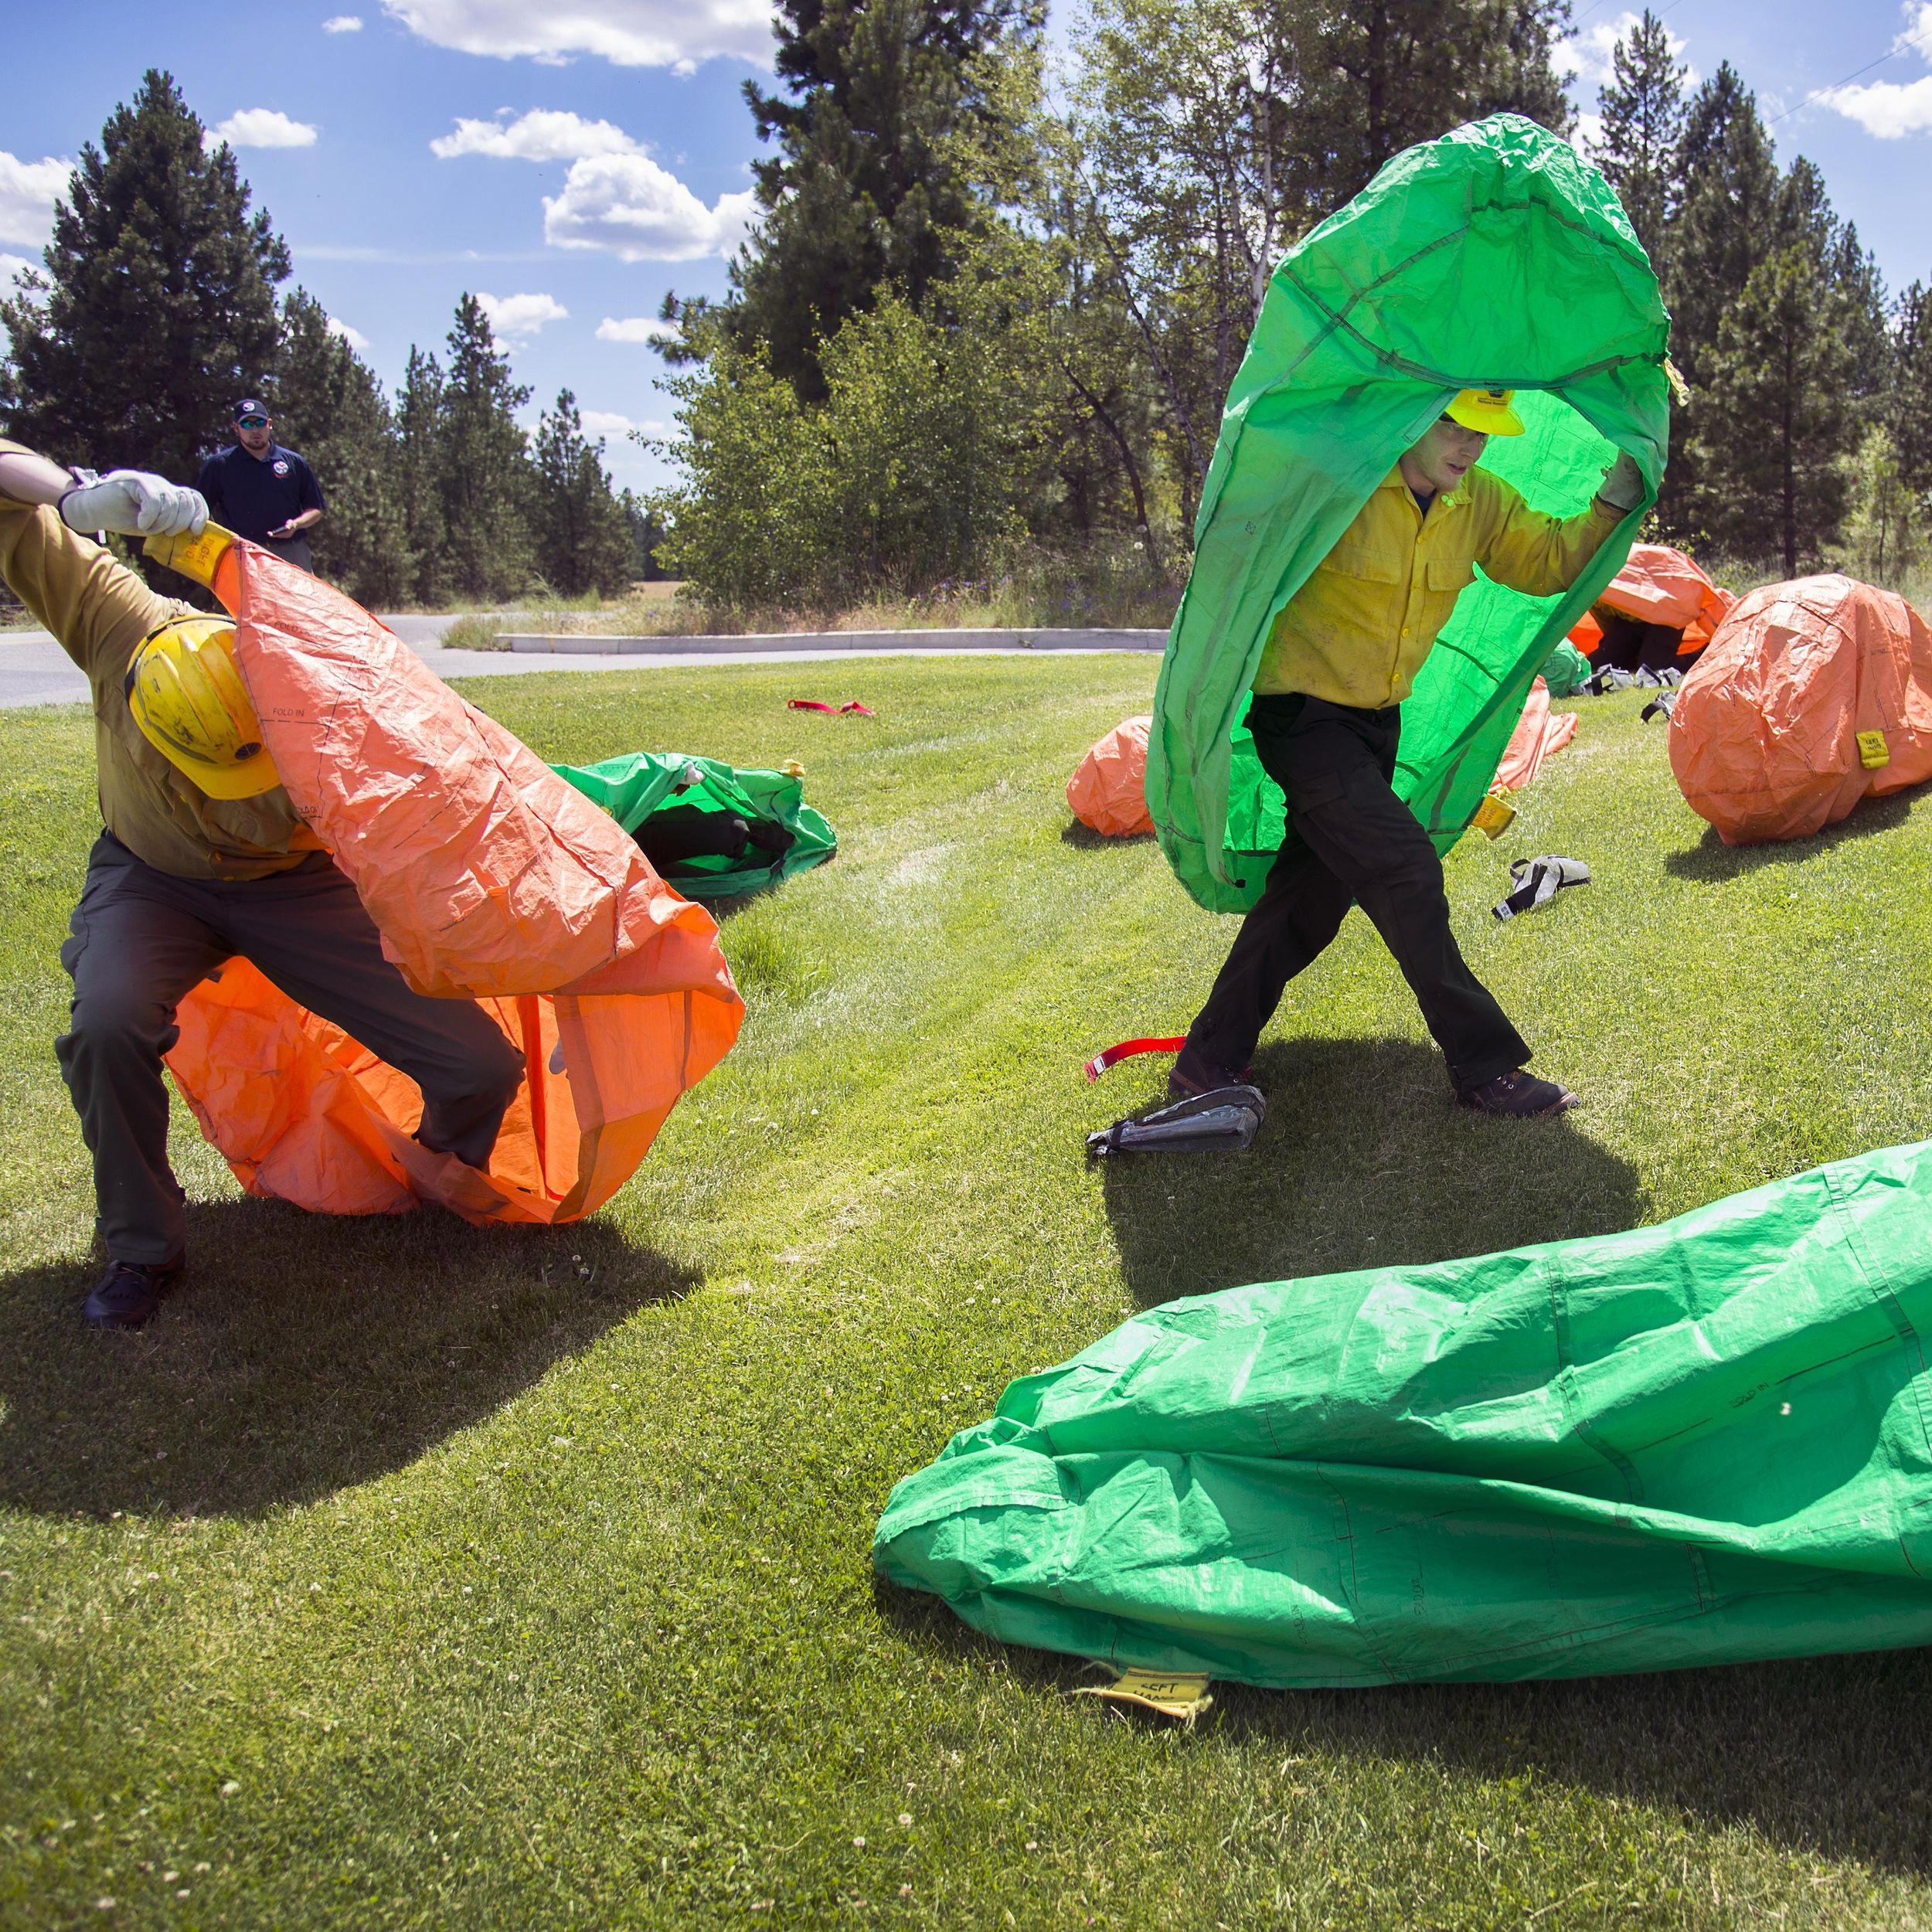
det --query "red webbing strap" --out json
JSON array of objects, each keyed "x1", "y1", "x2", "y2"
[
  {"x1": 1084, "y1": 1036, "x2": 1186, "y2": 1082},
  {"x1": 787, "y1": 699, "x2": 876, "y2": 715}
]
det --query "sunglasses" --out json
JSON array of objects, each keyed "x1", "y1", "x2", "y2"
[{"x1": 238, "y1": 415, "x2": 269, "y2": 429}]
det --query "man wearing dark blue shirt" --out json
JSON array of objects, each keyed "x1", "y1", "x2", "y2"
[{"x1": 196, "y1": 398, "x2": 326, "y2": 571}]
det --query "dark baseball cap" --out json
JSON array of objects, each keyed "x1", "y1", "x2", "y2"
[{"x1": 233, "y1": 397, "x2": 269, "y2": 422}]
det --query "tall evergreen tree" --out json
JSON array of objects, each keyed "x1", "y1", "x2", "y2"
[
  {"x1": 529, "y1": 391, "x2": 633, "y2": 596},
  {"x1": 730, "y1": 0, "x2": 1043, "y2": 393},
  {"x1": 270, "y1": 291, "x2": 414, "y2": 607},
  {"x1": 1896, "y1": 281, "x2": 1932, "y2": 498},
  {"x1": 0, "y1": 69, "x2": 288, "y2": 482},
  {"x1": 1696, "y1": 247, "x2": 1853, "y2": 574},
  {"x1": 1589, "y1": 8, "x2": 1686, "y2": 272},
  {"x1": 1656, "y1": 61, "x2": 1780, "y2": 539},
  {"x1": 395, "y1": 347, "x2": 450, "y2": 607},
  {"x1": 437, "y1": 296, "x2": 532, "y2": 602}
]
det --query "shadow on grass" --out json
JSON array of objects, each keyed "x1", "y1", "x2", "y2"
[
  {"x1": 876, "y1": 1587, "x2": 1932, "y2": 1876},
  {"x1": 1098, "y1": 1036, "x2": 1646, "y2": 1305},
  {"x1": 1662, "y1": 787, "x2": 1923, "y2": 881},
  {"x1": 0, "y1": 1199, "x2": 697, "y2": 1522},
  {"x1": 1060, "y1": 820, "x2": 1155, "y2": 849}
]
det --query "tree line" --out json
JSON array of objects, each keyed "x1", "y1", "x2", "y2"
[
  {"x1": 661, "y1": 0, "x2": 1932, "y2": 604},
  {"x1": 0, "y1": 71, "x2": 655, "y2": 609}
]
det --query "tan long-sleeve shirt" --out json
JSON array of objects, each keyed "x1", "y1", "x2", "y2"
[
  {"x1": 1253, "y1": 465, "x2": 1621, "y2": 707},
  {"x1": 0, "y1": 438, "x2": 316, "y2": 879}
]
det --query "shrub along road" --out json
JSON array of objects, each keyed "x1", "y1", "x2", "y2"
[{"x1": 4, "y1": 658, "x2": 1932, "y2": 1929}]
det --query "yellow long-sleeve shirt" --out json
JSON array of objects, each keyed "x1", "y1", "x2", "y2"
[
  {"x1": 1253, "y1": 464, "x2": 1621, "y2": 707},
  {"x1": 0, "y1": 437, "x2": 316, "y2": 879}
]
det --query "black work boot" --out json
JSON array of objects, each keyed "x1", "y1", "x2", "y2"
[
  {"x1": 83, "y1": 1256, "x2": 183, "y2": 1331},
  {"x1": 1458, "y1": 1070, "x2": 1577, "y2": 1118},
  {"x1": 1168, "y1": 1046, "x2": 1257, "y2": 1103}
]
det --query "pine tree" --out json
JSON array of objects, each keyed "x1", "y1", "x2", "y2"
[
  {"x1": 1656, "y1": 62, "x2": 1780, "y2": 540},
  {"x1": 529, "y1": 391, "x2": 633, "y2": 597},
  {"x1": 1695, "y1": 246, "x2": 1854, "y2": 575},
  {"x1": 270, "y1": 291, "x2": 414, "y2": 607},
  {"x1": 0, "y1": 70, "x2": 288, "y2": 483},
  {"x1": 437, "y1": 296, "x2": 533, "y2": 602},
  {"x1": 395, "y1": 348, "x2": 450, "y2": 607},
  {"x1": 1896, "y1": 281, "x2": 1932, "y2": 498},
  {"x1": 1589, "y1": 8, "x2": 1686, "y2": 272},
  {"x1": 730, "y1": 0, "x2": 1043, "y2": 394}
]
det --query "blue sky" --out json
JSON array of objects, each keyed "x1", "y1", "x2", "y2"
[{"x1": 3, "y1": 0, "x2": 1930, "y2": 494}]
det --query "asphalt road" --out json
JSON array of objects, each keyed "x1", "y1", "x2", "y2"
[{"x1": 1, "y1": 616, "x2": 1163, "y2": 710}]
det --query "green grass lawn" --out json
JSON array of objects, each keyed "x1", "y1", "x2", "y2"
[{"x1": 5, "y1": 658, "x2": 1932, "y2": 1930}]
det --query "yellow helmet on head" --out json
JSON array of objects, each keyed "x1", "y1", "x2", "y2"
[
  {"x1": 1444, "y1": 387, "x2": 1526, "y2": 437},
  {"x1": 124, "y1": 615, "x2": 281, "y2": 801}
]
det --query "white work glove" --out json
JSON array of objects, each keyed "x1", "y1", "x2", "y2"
[
  {"x1": 59, "y1": 470, "x2": 208, "y2": 539},
  {"x1": 1594, "y1": 450, "x2": 1645, "y2": 515}
]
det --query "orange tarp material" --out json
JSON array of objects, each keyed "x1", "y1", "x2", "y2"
[
  {"x1": 1067, "y1": 715, "x2": 1155, "y2": 837},
  {"x1": 1492, "y1": 677, "x2": 1578, "y2": 794},
  {"x1": 1568, "y1": 544, "x2": 1736, "y2": 655},
  {"x1": 162, "y1": 541, "x2": 744, "y2": 1224},
  {"x1": 1668, "y1": 573, "x2": 1932, "y2": 846}
]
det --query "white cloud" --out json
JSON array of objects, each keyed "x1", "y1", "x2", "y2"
[
  {"x1": 325, "y1": 314, "x2": 370, "y2": 351},
  {"x1": 383, "y1": 0, "x2": 773, "y2": 72},
  {"x1": 207, "y1": 109, "x2": 321, "y2": 150},
  {"x1": 476, "y1": 290, "x2": 569, "y2": 338},
  {"x1": 1570, "y1": 111, "x2": 1606, "y2": 157},
  {"x1": 1560, "y1": 11, "x2": 1692, "y2": 96},
  {"x1": 0, "y1": 250, "x2": 34, "y2": 297},
  {"x1": 596, "y1": 315, "x2": 662, "y2": 342},
  {"x1": 431, "y1": 108, "x2": 640, "y2": 161},
  {"x1": 1822, "y1": 2, "x2": 1932, "y2": 136},
  {"x1": 0, "y1": 151, "x2": 70, "y2": 249},
  {"x1": 545, "y1": 153, "x2": 756, "y2": 261},
  {"x1": 322, "y1": 13, "x2": 364, "y2": 29}
]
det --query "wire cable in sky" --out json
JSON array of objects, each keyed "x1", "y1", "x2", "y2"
[{"x1": 1767, "y1": 18, "x2": 1932, "y2": 125}]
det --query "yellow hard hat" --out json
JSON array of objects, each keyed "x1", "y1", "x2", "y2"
[
  {"x1": 1444, "y1": 387, "x2": 1526, "y2": 437},
  {"x1": 124, "y1": 615, "x2": 281, "y2": 800}
]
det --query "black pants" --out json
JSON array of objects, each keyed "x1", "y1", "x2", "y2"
[
  {"x1": 1185, "y1": 695, "x2": 1529, "y2": 1093},
  {"x1": 56, "y1": 834, "x2": 526, "y2": 1266},
  {"x1": 1590, "y1": 611, "x2": 1684, "y2": 672}
]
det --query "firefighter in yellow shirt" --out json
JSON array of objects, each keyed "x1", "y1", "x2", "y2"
[
  {"x1": 1172, "y1": 389, "x2": 1643, "y2": 1118},
  {"x1": 0, "y1": 440, "x2": 524, "y2": 1330}
]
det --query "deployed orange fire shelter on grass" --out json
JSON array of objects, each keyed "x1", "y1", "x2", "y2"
[
  {"x1": 1668, "y1": 573, "x2": 1932, "y2": 845},
  {"x1": 146, "y1": 527, "x2": 745, "y2": 1225},
  {"x1": 1066, "y1": 714, "x2": 1155, "y2": 837},
  {"x1": 1567, "y1": 543, "x2": 1735, "y2": 657}
]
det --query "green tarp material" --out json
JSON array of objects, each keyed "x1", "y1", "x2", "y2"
[
  {"x1": 1539, "y1": 639, "x2": 1595, "y2": 699},
  {"x1": 553, "y1": 751, "x2": 836, "y2": 899},
  {"x1": 1148, "y1": 115, "x2": 1671, "y2": 914},
  {"x1": 874, "y1": 1140, "x2": 1932, "y2": 1686}
]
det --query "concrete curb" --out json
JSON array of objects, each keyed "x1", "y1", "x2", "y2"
[{"x1": 501, "y1": 626, "x2": 1168, "y2": 657}]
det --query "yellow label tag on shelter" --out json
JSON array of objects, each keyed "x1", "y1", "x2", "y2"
[
  {"x1": 1074, "y1": 1668, "x2": 1214, "y2": 1723},
  {"x1": 1471, "y1": 793, "x2": 1517, "y2": 838},
  {"x1": 1857, "y1": 730, "x2": 1890, "y2": 770}
]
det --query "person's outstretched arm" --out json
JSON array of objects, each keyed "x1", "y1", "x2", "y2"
[
  {"x1": 0, "y1": 440, "x2": 203, "y2": 678},
  {"x1": 1478, "y1": 453, "x2": 1643, "y2": 598}
]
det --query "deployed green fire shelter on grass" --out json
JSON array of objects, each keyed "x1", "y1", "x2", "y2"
[
  {"x1": 555, "y1": 751, "x2": 837, "y2": 900},
  {"x1": 1148, "y1": 114, "x2": 1672, "y2": 913},
  {"x1": 875, "y1": 1138, "x2": 1932, "y2": 1685}
]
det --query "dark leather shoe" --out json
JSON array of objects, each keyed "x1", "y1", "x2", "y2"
[
  {"x1": 83, "y1": 1256, "x2": 183, "y2": 1330},
  {"x1": 1458, "y1": 1070, "x2": 1576, "y2": 1118}
]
